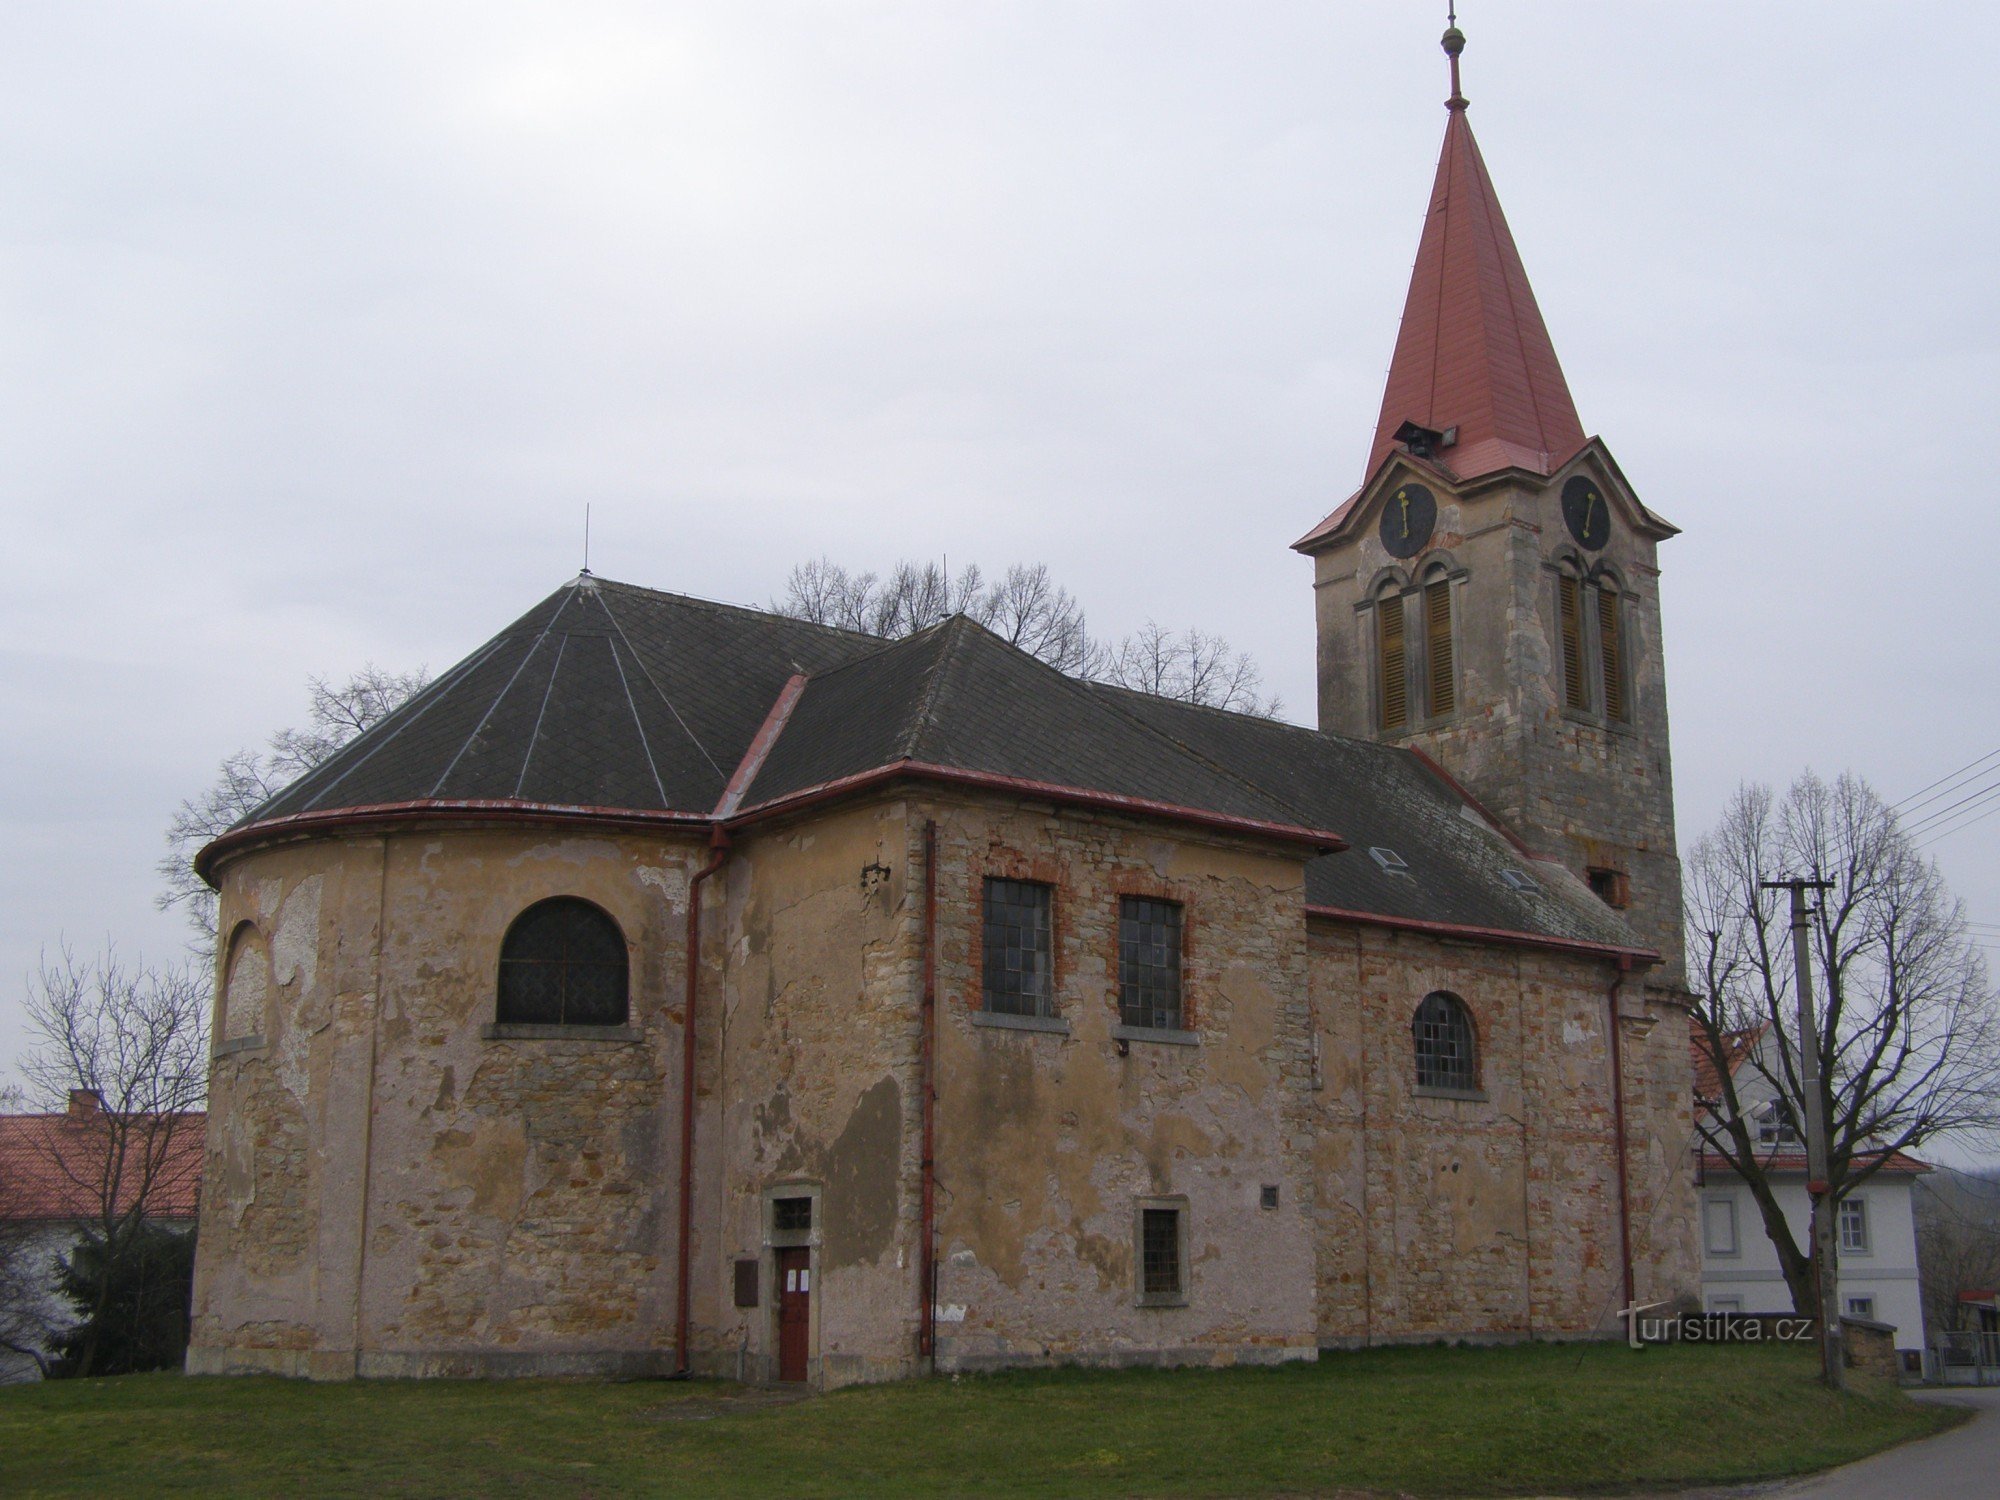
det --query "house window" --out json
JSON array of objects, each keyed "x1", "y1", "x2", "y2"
[
  {"x1": 1377, "y1": 588, "x2": 1409, "y2": 732},
  {"x1": 1839, "y1": 1197, "x2": 1870, "y2": 1254},
  {"x1": 1137, "y1": 1203, "x2": 1187, "y2": 1306},
  {"x1": 1704, "y1": 1197, "x2": 1739, "y2": 1256},
  {"x1": 982, "y1": 878, "x2": 1053, "y2": 1018},
  {"x1": 1412, "y1": 992, "x2": 1477, "y2": 1093},
  {"x1": 1756, "y1": 1100, "x2": 1801, "y2": 1147},
  {"x1": 496, "y1": 897, "x2": 629, "y2": 1026},
  {"x1": 1846, "y1": 1296, "x2": 1875, "y2": 1319},
  {"x1": 1708, "y1": 1296, "x2": 1742, "y2": 1315},
  {"x1": 1118, "y1": 897, "x2": 1183, "y2": 1031},
  {"x1": 1423, "y1": 573, "x2": 1455, "y2": 718}
]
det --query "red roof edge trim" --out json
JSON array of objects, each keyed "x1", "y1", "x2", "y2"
[
  {"x1": 196, "y1": 799, "x2": 713, "y2": 882},
  {"x1": 1698, "y1": 1149, "x2": 1931, "y2": 1177},
  {"x1": 1306, "y1": 903, "x2": 1661, "y2": 964},
  {"x1": 730, "y1": 760, "x2": 1349, "y2": 854}
]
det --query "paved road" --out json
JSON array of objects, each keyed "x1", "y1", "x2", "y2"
[{"x1": 1754, "y1": 1386, "x2": 1999, "y2": 1499}]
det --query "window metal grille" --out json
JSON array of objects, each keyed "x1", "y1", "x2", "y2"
[
  {"x1": 1378, "y1": 592, "x2": 1408, "y2": 731},
  {"x1": 982, "y1": 878, "x2": 1053, "y2": 1017},
  {"x1": 773, "y1": 1197, "x2": 813, "y2": 1234},
  {"x1": 1141, "y1": 1208, "x2": 1181, "y2": 1298},
  {"x1": 1413, "y1": 992, "x2": 1477, "y2": 1091},
  {"x1": 496, "y1": 897, "x2": 629, "y2": 1026},
  {"x1": 1424, "y1": 576, "x2": 1455, "y2": 717},
  {"x1": 1118, "y1": 897, "x2": 1183, "y2": 1031},
  {"x1": 1756, "y1": 1100, "x2": 1801, "y2": 1146},
  {"x1": 1839, "y1": 1198, "x2": 1869, "y2": 1253}
]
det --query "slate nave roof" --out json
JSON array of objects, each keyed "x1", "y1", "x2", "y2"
[{"x1": 204, "y1": 576, "x2": 1646, "y2": 959}]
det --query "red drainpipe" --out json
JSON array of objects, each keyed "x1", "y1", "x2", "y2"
[
  {"x1": 918, "y1": 819, "x2": 938, "y2": 1363},
  {"x1": 1606, "y1": 954, "x2": 1636, "y2": 1311},
  {"x1": 674, "y1": 824, "x2": 731, "y2": 1377}
]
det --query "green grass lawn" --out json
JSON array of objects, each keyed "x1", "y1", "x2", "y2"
[{"x1": 0, "y1": 1341, "x2": 1960, "y2": 1498}]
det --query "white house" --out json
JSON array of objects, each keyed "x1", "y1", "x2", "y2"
[{"x1": 1693, "y1": 1025, "x2": 1929, "y2": 1359}]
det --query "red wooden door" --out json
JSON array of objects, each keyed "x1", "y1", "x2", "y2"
[{"x1": 776, "y1": 1247, "x2": 811, "y2": 1382}]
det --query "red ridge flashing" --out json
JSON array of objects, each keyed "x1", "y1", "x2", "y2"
[
  {"x1": 1306, "y1": 902, "x2": 1659, "y2": 964},
  {"x1": 1404, "y1": 746, "x2": 1561, "y2": 865},
  {"x1": 714, "y1": 673, "x2": 807, "y2": 819}
]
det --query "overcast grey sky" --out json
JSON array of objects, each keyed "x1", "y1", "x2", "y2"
[{"x1": 3, "y1": 3, "x2": 1996, "y2": 1092}]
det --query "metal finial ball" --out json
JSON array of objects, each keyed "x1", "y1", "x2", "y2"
[{"x1": 1442, "y1": 26, "x2": 1465, "y2": 57}]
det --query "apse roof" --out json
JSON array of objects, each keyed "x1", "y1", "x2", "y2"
[{"x1": 214, "y1": 575, "x2": 1649, "y2": 958}]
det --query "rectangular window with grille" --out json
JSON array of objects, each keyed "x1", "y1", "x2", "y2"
[
  {"x1": 1424, "y1": 577, "x2": 1454, "y2": 717},
  {"x1": 1118, "y1": 896, "x2": 1183, "y2": 1031},
  {"x1": 1378, "y1": 593, "x2": 1408, "y2": 731},
  {"x1": 1558, "y1": 573, "x2": 1589, "y2": 712},
  {"x1": 982, "y1": 878, "x2": 1053, "y2": 1017},
  {"x1": 1598, "y1": 586, "x2": 1627, "y2": 722},
  {"x1": 1139, "y1": 1205, "x2": 1184, "y2": 1304}
]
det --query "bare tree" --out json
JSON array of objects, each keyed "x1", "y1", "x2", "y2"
[
  {"x1": 1102, "y1": 621, "x2": 1282, "y2": 716},
  {"x1": 1689, "y1": 773, "x2": 2000, "y2": 1318},
  {"x1": 158, "y1": 665, "x2": 429, "y2": 936},
  {"x1": 775, "y1": 556, "x2": 1277, "y2": 714},
  {"x1": 20, "y1": 948, "x2": 209, "y2": 1378}
]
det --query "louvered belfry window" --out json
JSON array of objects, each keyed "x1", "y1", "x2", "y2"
[
  {"x1": 1424, "y1": 576, "x2": 1455, "y2": 718},
  {"x1": 1378, "y1": 592, "x2": 1408, "y2": 732},
  {"x1": 1413, "y1": 991, "x2": 1478, "y2": 1092},
  {"x1": 1558, "y1": 573, "x2": 1590, "y2": 712},
  {"x1": 1598, "y1": 585, "x2": 1627, "y2": 722},
  {"x1": 497, "y1": 897, "x2": 629, "y2": 1026}
]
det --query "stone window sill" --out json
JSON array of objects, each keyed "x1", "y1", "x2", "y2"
[
  {"x1": 480, "y1": 1023, "x2": 644, "y2": 1043},
  {"x1": 1112, "y1": 1023, "x2": 1200, "y2": 1048},
  {"x1": 1413, "y1": 1084, "x2": 1488, "y2": 1102},
  {"x1": 1136, "y1": 1294, "x2": 1190, "y2": 1309},
  {"x1": 970, "y1": 1010, "x2": 1070, "y2": 1036},
  {"x1": 212, "y1": 1034, "x2": 266, "y2": 1059}
]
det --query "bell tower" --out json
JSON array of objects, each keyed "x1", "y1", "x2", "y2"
[{"x1": 1295, "y1": 19, "x2": 1686, "y2": 982}]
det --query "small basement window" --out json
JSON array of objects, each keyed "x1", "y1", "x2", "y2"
[{"x1": 1369, "y1": 847, "x2": 1410, "y2": 876}]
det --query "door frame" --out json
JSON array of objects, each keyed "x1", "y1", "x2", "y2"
[{"x1": 761, "y1": 1183, "x2": 822, "y2": 1385}]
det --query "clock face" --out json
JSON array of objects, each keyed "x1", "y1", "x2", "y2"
[
  {"x1": 1378, "y1": 483, "x2": 1437, "y2": 559},
  {"x1": 1561, "y1": 475, "x2": 1610, "y2": 551}
]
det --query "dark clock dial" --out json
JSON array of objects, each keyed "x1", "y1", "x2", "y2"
[
  {"x1": 1561, "y1": 475, "x2": 1611, "y2": 551},
  {"x1": 1378, "y1": 483, "x2": 1437, "y2": 559}
]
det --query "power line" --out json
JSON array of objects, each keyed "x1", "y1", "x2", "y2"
[
  {"x1": 1916, "y1": 796, "x2": 2000, "y2": 851},
  {"x1": 1904, "y1": 779, "x2": 2000, "y2": 842},
  {"x1": 1891, "y1": 746, "x2": 2000, "y2": 815}
]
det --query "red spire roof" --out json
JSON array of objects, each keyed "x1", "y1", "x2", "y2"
[{"x1": 1366, "y1": 79, "x2": 1586, "y2": 483}]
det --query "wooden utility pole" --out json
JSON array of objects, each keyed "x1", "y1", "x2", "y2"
[{"x1": 1762, "y1": 875, "x2": 1843, "y2": 1390}]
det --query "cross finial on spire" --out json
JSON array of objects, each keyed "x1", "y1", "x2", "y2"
[{"x1": 1442, "y1": 6, "x2": 1467, "y2": 112}]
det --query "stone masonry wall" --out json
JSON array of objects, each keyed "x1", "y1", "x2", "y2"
[
  {"x1": 926, "y1": 797, "x2": 1320, "y2": 1371},
  {"x1": 1310, "y1": 921, "x2": 1696, "y2": 1345}
]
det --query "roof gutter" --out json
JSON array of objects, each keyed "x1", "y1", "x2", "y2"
[{"x1": 1305, "y1": 904, "x2": 1660, "y2": 965}]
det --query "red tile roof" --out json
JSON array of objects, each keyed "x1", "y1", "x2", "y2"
[
  {"x1": 0, "y1": 1100, "x2": 204, "y2": 1223},
  {"x1": 1691, "y1": 1020, "x2": 1767, "y2": 1104},
  {"x1": 1365, "y1": 101, "x2": 1586, "y2": 486}
]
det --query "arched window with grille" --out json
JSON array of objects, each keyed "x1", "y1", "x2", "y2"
[
  {"x1": 497, "y1": 897, "x2": 629, "y2": 1026},
  {"x1": 1413, "y1": 991, "x2": 1478, "y2": 1093}
]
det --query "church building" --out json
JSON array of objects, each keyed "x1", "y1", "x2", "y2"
[{"x1": 188, "y1": 24, "x2": 1698, "y2": 1385}]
